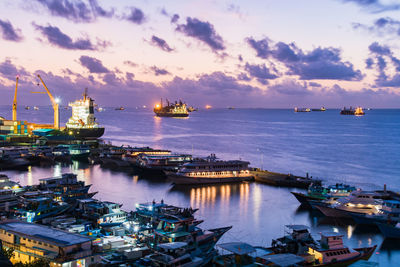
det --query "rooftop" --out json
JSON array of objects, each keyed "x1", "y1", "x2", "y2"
[
  {"x1": 286, "y1": 225, "x2": 309, "y2": 231},
  {"x1": 0, "y1": 221, "x2": 93, "y2": 247}
]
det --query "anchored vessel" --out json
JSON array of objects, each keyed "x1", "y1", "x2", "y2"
[
  {"x1": 312, "y1": 107, "x2": 326, "y2": 111},
  {"x1": 340, "y1": 106, "x2": 365, "y2": 115},
  {"x1": 294, "y1": 107, "x2": 311, "y2": 112},
  {"x1": 167, "y1": 154, "x2": 254, "y2": 185},
  {"x1": 65, "y1": 89, "x2": 104, "y2": 139},
  {"x1": 154, "y1": 99, "x2": 189, "y2": 117}
]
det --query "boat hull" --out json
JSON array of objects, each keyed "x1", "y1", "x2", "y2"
[
  {"x1": 167, "y1": 173, "x2": 254, "y2": 185},
  {"x1": 154, "y1": 112, "x2": 189, "y2": 117},
  {"x1": 64, "y1": 127, "x2": 105, "y2": 139},
  {"x1": 311, "y1": 245, "x2": 376, "y2": 267}
]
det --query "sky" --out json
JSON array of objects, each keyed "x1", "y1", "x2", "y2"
[{"x1": 0, "y1": 0, "x2": 400, "y2": 108}]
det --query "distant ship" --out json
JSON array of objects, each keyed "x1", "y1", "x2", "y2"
[
  {"x1": 187, "y1": 106, "x2": 198, "y2": 112},
  {"x1": 25, "y1": 106, "x2": 30, "y2": 110},
  {"x1": 205, "y1": 105, "x2": 212, "y2": 110},
  {"x1": 294, "y1": 107, "x2": 311, "y2": 112},
  {"x1": 154, "y1": 99, "x2": 189, "y2": 117},
  {"x1": 340, "y1": 107, "x2": 365, "y2": 116},
  {"x1": 115, "y1": 106, "x2": 125, "y2": 111},
  {"x1": 64, "y1": 89, "x2": 105, "y2": 139},
  {"x1": 311, "y1": 107, "x2": 326, "y2": 111},
  {"x1": 33, "y1": 106, "x2": 39, "y2": 110}
]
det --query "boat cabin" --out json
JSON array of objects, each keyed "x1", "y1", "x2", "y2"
[{"x1": 307, "y1": 232, "x2": 359, "y2": 265}]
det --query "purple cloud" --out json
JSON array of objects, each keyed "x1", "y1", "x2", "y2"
[
  {"x1": 36, "y1": 0, "x2": 113, "y2": 22},
  {"x1": 244, "y1": 63, "x2": 278, "y2": 80},
  {"x1": 79, "y1": 56, "x2": 109, "y2": 73},
  {"x1": 247, "y1": 37, "x2": 363, "y2": 81},
  {"x1": 341, "y1": 0, "x2": 400, "y2": 12},
  {"x1": 368, "y1": 42, "x2": 400, "y2": 87},
  {"x1": 0, "y1": 19, "x2": 23, "y2": 41},
  {"x1": 0, "y1": 59, "x2": 29, "y2": 81},
  {"x1": 126, "y1": 7, "x2": 146, "y2": 24},
  {"x1": 151, "y1": 66, "x2": 170, "y2": 76},
  {"x1": 171, "y1": 14, "x2": 180, "y2": 24},
  {"x1": 353, "y1": 17, "x2": 400, "y2": 37},
  {"x1": 34, "y1": 23, "x2": 109, "y2": 50},
  {"x1": 151, "y1": 35, "x2": 173, "y2": 52},
  {"x1": 176, "y1": 17, "x2": 225, "y2": 52}
]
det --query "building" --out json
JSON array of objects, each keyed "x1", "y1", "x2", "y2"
[{"x1": 0, "y1": 220, "x2": 100, "y2": 266}]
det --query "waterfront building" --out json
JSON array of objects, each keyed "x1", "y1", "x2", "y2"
[{"x1": 0, "y1": 220, "x2": 100, "y2": 266}]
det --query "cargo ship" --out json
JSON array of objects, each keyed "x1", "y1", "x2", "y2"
[
  {"x1": 154, "y1": 99, "x2": 189, "y2": 117},
  {"x1": 294, "y1": 107, "x2": 311, "y2": 112},
  {"x1": 340, "y1": 106, "x2": 365, "y2": 116},
  {"x1": 311, "y1": 107, "x2": 326, "y2": 111},
  {"x1": 64, "y1": 90, "x2": 104, "y2": 139}
]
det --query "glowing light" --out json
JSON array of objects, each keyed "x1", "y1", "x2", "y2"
[
  {"x1": 205, "y1": 105, "x2": 212, "y2": 109},
  {"x1": 55, "y1": 97, "x2": 61, "y2": 104},
  {"x1": 155, "y1": 104, "x2": 160, "y2": 109}
]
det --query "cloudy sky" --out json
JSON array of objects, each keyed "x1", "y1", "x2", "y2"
[{"x1": 0, "y1": 0, "x2": 400, "y2": 108}]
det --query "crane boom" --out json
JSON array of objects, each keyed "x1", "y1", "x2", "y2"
[
  {"x1": 12, "y1": 77, "x2": 18, "y2": 121},
  {"x1": 37, "y1": 74, "x2": 59, "y2": 129}
]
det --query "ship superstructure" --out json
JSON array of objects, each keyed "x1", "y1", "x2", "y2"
[{"x1": 65, "y1": 89, "x2": 104, "y2": 139}]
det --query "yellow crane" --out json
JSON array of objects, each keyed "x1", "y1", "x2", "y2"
[
  {"x1": 12, "y1": 76, "x2": 18, "y2": 121},
  {"x1": 36, "y1": 74, "x2": 60, "y2": 129}
]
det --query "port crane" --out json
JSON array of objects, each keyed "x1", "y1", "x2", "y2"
[
  {"x1": 12, "y1": 76, "x2": 19, "y2": 121},
  {"x1": 36, "y1": 75, "x2": 60, "y2": 129}
]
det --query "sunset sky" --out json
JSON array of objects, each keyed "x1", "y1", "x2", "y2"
[{"x1": 0, "y1": 0, "x2": 400, "y2": 108}]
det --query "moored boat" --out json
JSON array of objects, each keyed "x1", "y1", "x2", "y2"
[
  {"x1": 376, "y1": 222, "x2": 400, "y2": 238},
  {"x1": 252, "y1": 169, "x2": 317, "y2": 189},
  {"x1": 167, "y1": 154, "x2": 254, "y2": 185}
]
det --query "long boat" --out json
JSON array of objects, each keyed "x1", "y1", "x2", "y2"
[{"x1": 167, "y1": 154, "x2": 254, "y2": 185}]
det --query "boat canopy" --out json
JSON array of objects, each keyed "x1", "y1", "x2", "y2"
[
  {"x1": 218, "y1": 242, "x2": 256, "y2": 255},
  {"x1": 259, "y1": 253, "x2": 305, "y2": 266}
]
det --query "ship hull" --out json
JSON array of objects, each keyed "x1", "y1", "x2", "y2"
[
  {"x1": 64, "y1": 127, "x2": 104, "y2": 139},
  {"x1": 167, "y1": 173, "x2": 254, "y2": 185},
  {"x1": 154, "y1": 112, "x2": 189, "y2": 117}
]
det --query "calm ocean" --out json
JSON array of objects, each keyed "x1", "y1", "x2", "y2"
[{"x1": 2, "y1": 106, "x2": 400, "y2": 266}]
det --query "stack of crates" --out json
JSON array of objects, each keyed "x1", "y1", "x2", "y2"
[{"x1": 0, "y1": 119, "x2": 29, "y2": 135}]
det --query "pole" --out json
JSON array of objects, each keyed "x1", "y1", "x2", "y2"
[{"x1": 12, "y1": 77, "x2": 18, "y2": 121}]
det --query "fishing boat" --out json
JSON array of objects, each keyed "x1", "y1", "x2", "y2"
[
  {"x1": 65, "y1": 89, "x2": 105, "y2": 139},
  {"x1": 351, "y1": 200, "x2": 400, "y2": 225},
  {"x1": 0, "y1": 147, "x2": 30, "y2": 170},
  {"x1": 33, "y1": 106, "x2": 39, "y2": 110},
  {"x1": 138, "y1": 242, "x2": 215, "y2": 266},
  {"x1": 76, "y1": 199, "x2": 127, "y2": 227},
  {"x1": 115, "y1": 106, "x2": 125, "y2": 110},
  {"x1": 270, "y1": 225, "x2": 376, "y2": 266},
  {"x1": 0, "y1": 189, "x2": 19, "y2": 210},
  {"x1": 167, "y1": 154, "x2": 254, "y2": 185},
  {"x1": 291, "y1": 182, "x2": 356, "y2": 207},
  {"x1": 312, "y1": 190, "x2": 386, "y2": 218},
  {"x1": 58, "y1": 144, "x2": 90, "y2": 160},
  {"x1": 38, "y1": 173, "x2": 97, "y2": 203},
  {"x1": 154, "y1": 98, "x2": 189, "y2": 117},
  {"x1": 15, "y1": 197, "x2": 70, "y2": 222},
  {"x1": 252, "y1": 169, "x2": 317, "y2": 189},
  {"x1": 0, "y1": 174, "x2": 23, "y2": 193},
  {"x1": 340, "y1": 107, "x2": 365, "y2": 115}
]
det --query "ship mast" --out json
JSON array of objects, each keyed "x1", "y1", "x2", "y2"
[{"x1": 12, "y1": 76, "x2": 18, "y2": 121}]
